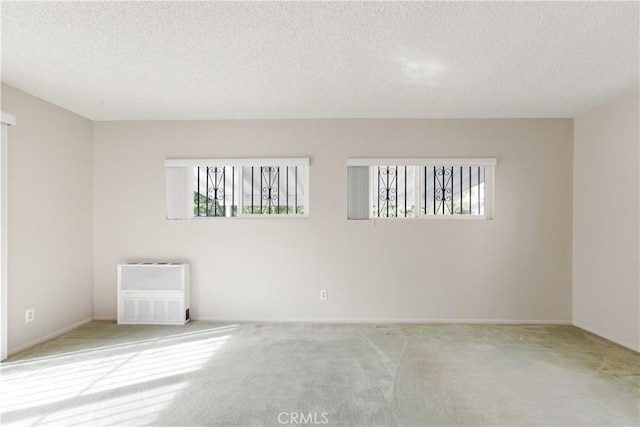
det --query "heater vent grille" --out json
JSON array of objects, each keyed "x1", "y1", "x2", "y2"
[{"x1": 117, "y1": 263, "x2": 190, "y2": 325}]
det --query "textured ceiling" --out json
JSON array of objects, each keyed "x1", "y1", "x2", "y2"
[{"x1": 1, "y1": 1, "x2": 638, "y2": 120}]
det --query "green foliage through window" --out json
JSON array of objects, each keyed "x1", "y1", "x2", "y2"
[
  {"x1": 242, "y1": 206, "x2": 304, "y2": 215},
  {"x1": 194, "y1": 192, "x2": 228, "y2": 217}
]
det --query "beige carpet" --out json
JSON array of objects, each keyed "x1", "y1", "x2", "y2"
[{"x1": 1, "y1": 321, "x2": 638, "y2": 426}]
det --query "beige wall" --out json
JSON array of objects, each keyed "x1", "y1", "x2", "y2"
[
  {"x1": 1, "y1": 84, "x2": 93, "y2": 354},
  {"x1": 573, "y1": 92, "x2": 640, "y2": 351},
  {"x1": 7, "y1": 84, "x2": 639, "y2": 352},
  {"x1": 93, "y1": 119, "x2": 573, "y2": 322}
]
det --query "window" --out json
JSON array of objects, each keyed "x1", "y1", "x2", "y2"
[
  {"x1": 421, "y1": 165, "x2": 486, "y2": 216},
  {"x1": 347, "y1": 158, "x2": 496, "y2": 220},
  {"x1": 166, "y1": 158, "x2": 309, "y2": 219},
  {"x1": 194, "y1": 166, "x2": 237, "y2": 217},
  {"x1": 242, "y1": 166, "x2": 306, "y2": 215},
  {"x1": 370, "y1": 165, "x2": 417, "y2": 218}
]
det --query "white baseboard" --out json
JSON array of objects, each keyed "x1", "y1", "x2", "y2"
[
  {"x1": 194, "y1": 316, "x2": 572, "y2": 325},
  {"x1": 573, "y1": 321, "x2": 640, "y2": 352},
  {"x1": 8, "y1": 317, "x2": 93, "y2": 356}
]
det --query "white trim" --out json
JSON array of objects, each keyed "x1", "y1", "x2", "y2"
[
  {"x1": 195, "y1": 316, "x2": 572, "y2": 325},
  {"x1": 165, "y1": 157, "x2": 310, "y2": 168},
  {"x1": 7, "y1": 317, "x2": 93, "y2": 357},
  {"x1": 0, "y1": 112, "x2": 16, "y2": 126},
  {"x1": 347, "y1": 157, "x2": 497, "y2": 167}
]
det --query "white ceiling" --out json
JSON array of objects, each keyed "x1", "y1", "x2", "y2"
[{"x1": 1, "y1": 1, "x2": 638, "y2": 121}]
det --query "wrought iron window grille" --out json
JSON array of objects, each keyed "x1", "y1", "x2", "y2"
[
  {"x1": 193, "y1": 164, "x2": 307, "y2": 218},
  {"x1": 347, "y1": 158, "x2": 496, "y2": 220}
]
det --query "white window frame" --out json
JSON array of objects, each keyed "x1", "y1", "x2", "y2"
[
  {"x1": 165, "y1": 158, "x2": 310, "y2": 219},
  {"x1": 347, "y1": 157, "x2": 497, "y2": 220}
]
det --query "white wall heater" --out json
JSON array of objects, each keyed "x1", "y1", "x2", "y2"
[{"x1": 117, "y1": 263, "x2": 190, "y2": 325}]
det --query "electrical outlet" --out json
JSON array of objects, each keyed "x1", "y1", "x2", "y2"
[
  {"x1": 25, "y1": 308, "x2": 35, "y2": 323},
  {"x1": 320, "y1": 290, "x2": 327, "y2": 300}
]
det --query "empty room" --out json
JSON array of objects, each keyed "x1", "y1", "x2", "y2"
[{"x1": 0, "y1": 1, "x2": 638, "y2": 426}]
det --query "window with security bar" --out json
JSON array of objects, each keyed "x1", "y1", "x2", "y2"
[
  {"x1": 193, "y1": 166, "x2": 238, "y2": 217},
  {"x1": 242, "y1": 166, "x2": 306, "y2": 215},
  {"x1": 370, "y1": 165, "x2": 417, "y2": 218},
  {"x1": 165, "y1": 158, "x2": 309, "y2": 219},
  {"x1": 347, "y1": 158, "x2": 496, "y2": 220},
  {"x1": 421, "y1": 166, "x2": 486, "y2": 216}
]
